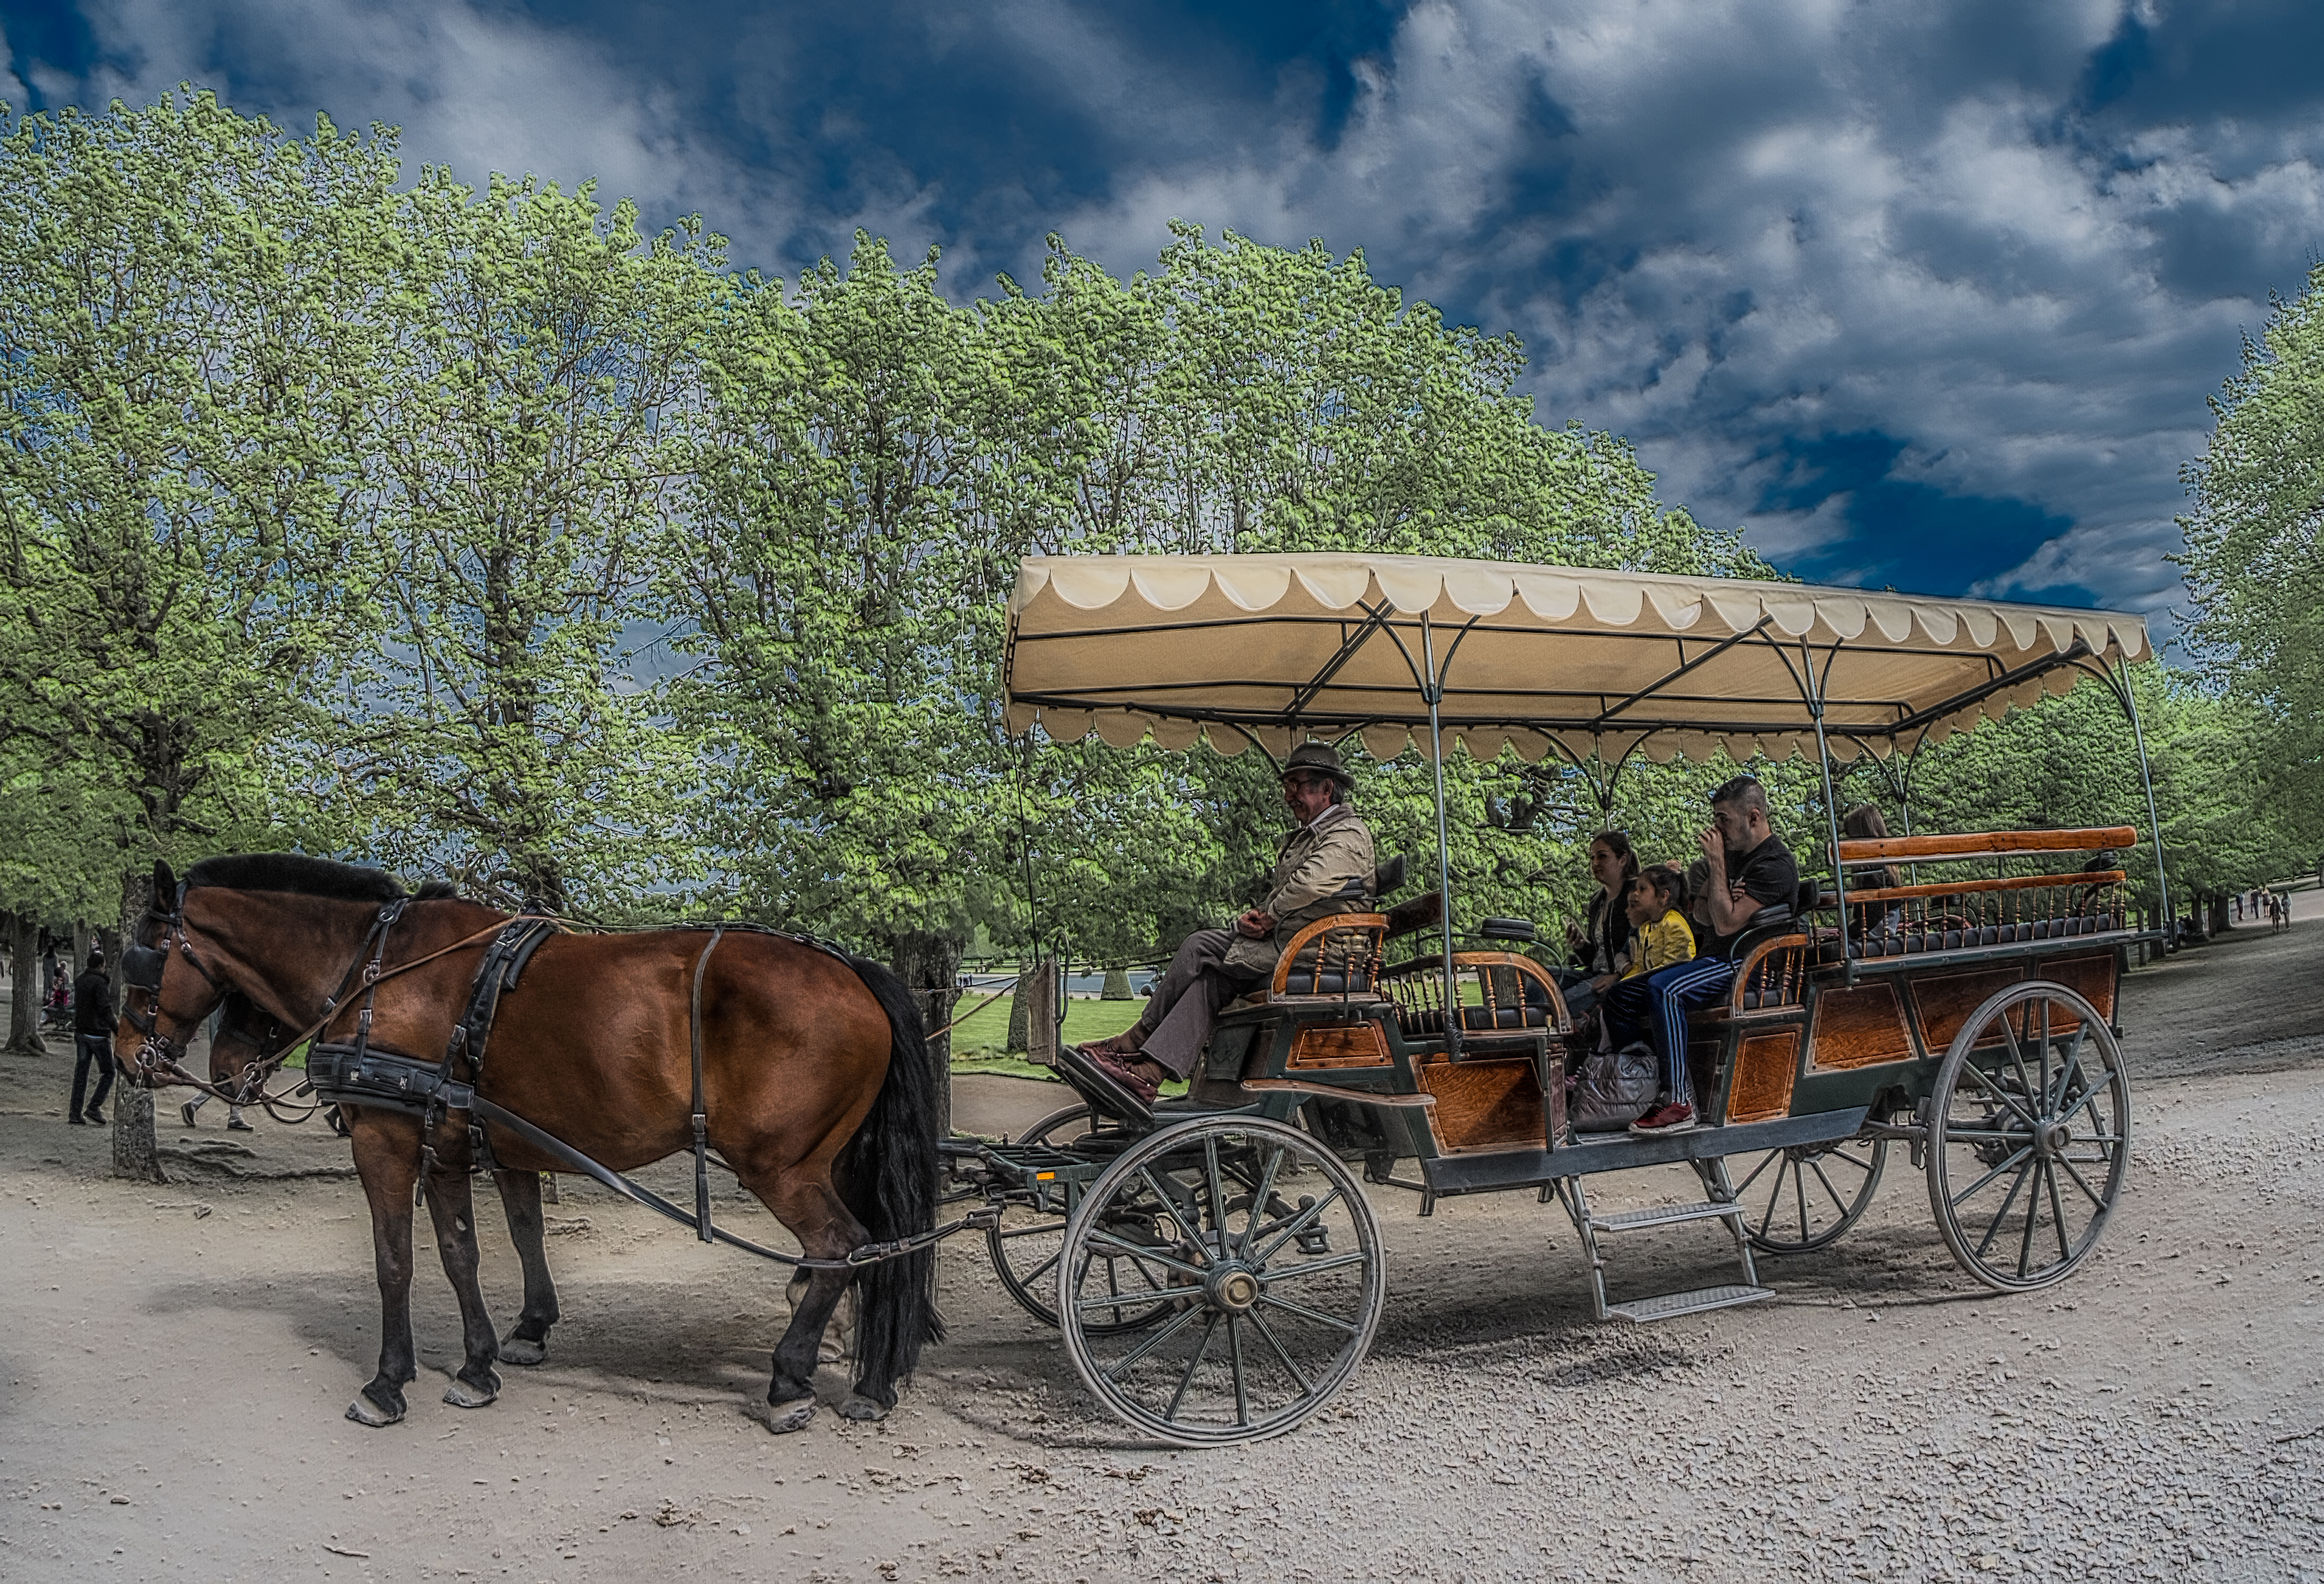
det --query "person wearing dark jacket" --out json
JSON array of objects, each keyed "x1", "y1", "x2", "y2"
[
  {"x1": 1555, "y1": 831, "x2": 1636, "y2": 1022},
  {"x1": 68, "y1": 950, "x2": 115, "y2": 1125}
]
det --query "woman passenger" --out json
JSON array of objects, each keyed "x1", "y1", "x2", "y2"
[
  {"x1": 1842, "y1": 803, "x2": 1902, "y2": 938},
  {"x1": 1557, "y1": 831, "x2": 1636, "y2": 1022}
]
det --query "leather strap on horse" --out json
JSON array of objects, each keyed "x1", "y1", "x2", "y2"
[{"x1": 689, "y1": 926, "x2": 724, "y2": 1243}]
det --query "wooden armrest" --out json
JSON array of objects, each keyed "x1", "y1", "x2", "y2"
[
  {"x1": 1270, "y1": 913, "x2": 1389, "y2": 997},
  {"x1": 1837, "y1": 826, "x2": 2136, "y2": 866}
]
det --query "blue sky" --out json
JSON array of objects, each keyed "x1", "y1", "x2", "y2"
[{"x1": 6, "y1": 0, "x2": 2322, "y2": 622}]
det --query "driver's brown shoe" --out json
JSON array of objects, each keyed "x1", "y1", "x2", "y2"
[{"x1": 1055, "y1": 1043, "x2": 1163, "y2": 1123}]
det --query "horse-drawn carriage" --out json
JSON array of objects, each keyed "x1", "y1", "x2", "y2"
[
  {"x1": 951, "y1": 552, "x2": 2166, "y2": 1445},
  {"x1": 115, "y1": 551, "x2": 2167, "y2": 1450}
]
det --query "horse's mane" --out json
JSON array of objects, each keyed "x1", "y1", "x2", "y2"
[{"x1": 184, "y1": 853, "x2": 460, "y2": 904}]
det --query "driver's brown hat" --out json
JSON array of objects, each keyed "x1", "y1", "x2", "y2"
[{"x1": 1282, "y1": 741, "x2": 1355, "y2": 788}]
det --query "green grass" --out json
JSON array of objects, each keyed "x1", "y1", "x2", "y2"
[{"x1": 945, "y1": 993, "x2": 1146, "y2": 1083}]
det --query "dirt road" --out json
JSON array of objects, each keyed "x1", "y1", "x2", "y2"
[{"x1": 3, "y1": 911, "x2": 2319, "y2": 1582}]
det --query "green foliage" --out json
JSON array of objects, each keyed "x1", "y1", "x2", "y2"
[
  {"x1": 327, "y1": 172, "x2": 726, "y2": 912},
  {"x1": 2176, "y1": 258, "x2": 2324, "y2": 867},
  {"x1": 0, "y1": 90, "x2": 386, "y2": 903}
]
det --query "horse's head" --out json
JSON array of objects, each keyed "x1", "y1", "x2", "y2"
[
  {"x1": 207, "y1": 991, "x2": 293, "y2": 1101},
  {"x1": 117, "y1": 860, "x2": 234, "y2": 1088}
]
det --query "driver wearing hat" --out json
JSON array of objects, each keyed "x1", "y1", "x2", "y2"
[{"x1": 1057, "y1": 741, "x2": 1375, "y2": 1120}]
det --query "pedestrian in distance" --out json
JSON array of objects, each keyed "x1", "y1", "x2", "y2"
[{"x1": 68, "y1": 949, "x2": 114, "y2": 1125}]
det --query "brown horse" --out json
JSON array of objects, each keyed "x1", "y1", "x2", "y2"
[
  {"x1": 118, "y1": 853, "x2": 942, "y2": 1432},
  {"x1": 204, "y1": 990, "x2": 570, "y2": 1367}
]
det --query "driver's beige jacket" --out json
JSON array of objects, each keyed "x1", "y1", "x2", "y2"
[{"x1": 1223, "y1": 803, "x2": 1376, "y2": 977}]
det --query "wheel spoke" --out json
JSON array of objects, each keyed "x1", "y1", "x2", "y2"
[
  {"x1": 2015, "y1": 1160, "x2": 2044, "y2": 1278},
  {"x1": 1085, "y1": 1229, "x2": 1204, "y2": 1280},
  {"x1": 995, "y1": 1221, "x2": 1065, "y2": 1242},
  {"x1": 1257, "y1": 1250, "x2": 1367, "y2": 1286},
  {"x1": 1256, "y1": 1293, "x2": 1360, "y2": 1335},
  {"x1": 1807, "y1": 1156, "x2": 1853, "y2": 1219},
  {"x1": 1099, "y1": 1300, "x2": 1208, "y2": 1381},
  {"x1": 1239, "y1": 1143, "x2": 1288, "y2": 1257},
  {"x1": 1201, "y1": 1135, "x2": 1228, "y2": 1251},
  {"x1": 1972, "y1": 1158, "x2": 2035, "y2": 1259},
  {"x1": 2035, "y1": 1000, "x2": 2053, "y2": 1133},
  {"x1": 1950, "y1": 1143, "x2": 2033, "y2": 1209},
  {"x1": 2050, "y1": 1023, "x2": 2090, "y2": 1114},
  {"x1": 1227, "y1": 1314, "x2": 1250, "y2": 1428},
  {"x1": 1733, "y1": 1150, "x2": 1780, "y2": 1197},
  {"x1": 1246, "y1": 1305, "x2": 1313, "y2": 1395},
  {"x1": 2044, "y1": 1157, "x2": 2074, "y2": 1265},
  {"x1": 2054, "y1": 1150, "x2": 2110, "y2": 1212},
  {"x1": 1755, "y1": 1172, "x2": 1784, "y2": 1240},
  {"x1": 1794, "y1": 1158, "x2": 1810, "y2": 1244},
  {"x1": 1957, "y1": 1064, "x2": 2038, "y2": 1129},
  {"x1": 1250, "y1": 1186, "x2": 1346, "y2": 1267},
  {"x1": 1165, "y1": 1314, "x2": 1220, "y2": 1420},
  {"x1": 1137, "y1": 1167, "x2": 1206, "y2": 1262},
  {"x1": 1020, "y1": 1248, "x2": 1062, "y2": 1286}
]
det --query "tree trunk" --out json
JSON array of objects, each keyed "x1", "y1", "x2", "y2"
[
  {"x1": 4, "y1": 910, "x2": 46, "y2": 1056},
  {"x1": 891, "y1": 929, "x2": 961, "y2": 1143},
  {"x1": 113, "y1": 867, "x2": 163, "y2": 1182},
  {"x1": 2207, "y1": 892, "x2": 2231, "y2": 936},
  {"x1": 1024, "y1": 958, "x2": 1059, "y2": 1067},
  {"x1": 1100, "y1": 965, "x2": 1133, "y2": 1000}
]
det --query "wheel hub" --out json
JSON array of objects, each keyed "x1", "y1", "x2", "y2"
[
  {"x1": 1205, "y1": 1264, "x2": 1261, "y2": 1314},
  {"x1": 2035, "y1": 1119, "x2": 2071, "y2": 1158}
]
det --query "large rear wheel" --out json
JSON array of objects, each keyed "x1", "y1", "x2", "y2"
[
  {"x1": 1925, "y1": 981, "x2": 2130, "y2": 1292},
  {"x1": 1058, "y1": 1117, "x2": 1385, "y2": 1446}
]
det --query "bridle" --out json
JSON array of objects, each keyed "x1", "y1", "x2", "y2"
[{"x1": 120, "y1": 882, "x2": 238, "y2": 1088}]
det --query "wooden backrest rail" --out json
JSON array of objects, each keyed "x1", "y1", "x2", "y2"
[
  {"x1": 1848, "y1": 870, "x2": 2124, "y2": 904},
  {"x1": 1836, "y1": 826, "x2": 2137, "y2": 866}
]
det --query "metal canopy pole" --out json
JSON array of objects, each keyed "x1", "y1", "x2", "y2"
[
  {"x1": 1422, "y1": 611, "x2": 1462, "y2": 1061},
  {"x1": 1801, "y1": 639, "x2": 1852, "y2": 968},
  {"x1": 2115, "y1": 658, "x2": 2173, "y2": 945}
]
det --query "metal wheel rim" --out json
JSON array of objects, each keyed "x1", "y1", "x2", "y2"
[
  {"x1": 1925, "y1": 981, "x2": 2130, "y2": 1293},
  {"x1": 1734, "y1": 1136, "x2": 1888, "y2": 1253},
  {"x1": 986, "y1": 1105, "x2": 1174, "y2": 1332},
  {"x1": 1056, "y1": 1116, "x2": 1386, "y2": 1447}
]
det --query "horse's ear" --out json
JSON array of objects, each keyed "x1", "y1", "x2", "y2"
[{"x1": 151, "y1": 860, "x2": 177, "y2": 906}]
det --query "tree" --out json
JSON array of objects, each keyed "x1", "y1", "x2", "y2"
[
  {"x1": 2178, "y1": 258, "x2": 2324, "y2": 872},
  {"x1": 0, "y1": 92, "x2": 393, "y2": 1170},
  {"x1": 326, "y1": 172, "x2": 724, "y2": 913}
]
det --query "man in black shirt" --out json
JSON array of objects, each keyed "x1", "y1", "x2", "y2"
[
  {"x1": 68, "y1": 950, "x2": 115, "y2": 1125},
  {"x1": 1623, "y1": 775, "x2": 1799, "y2": 1135}
]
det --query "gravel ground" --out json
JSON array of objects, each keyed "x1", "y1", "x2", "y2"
[{"x1": 1, "y1": 901, "x2": 2318, "y2": 1582}]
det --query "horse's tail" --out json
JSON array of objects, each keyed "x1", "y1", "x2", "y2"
[{"x1": 838, "y1": 954, "x2": 947, "y2": 1392}]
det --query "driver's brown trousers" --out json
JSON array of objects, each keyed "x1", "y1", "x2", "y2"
[{"x1": 1130, "y1": 929, "x2": 1265, "y2": 1079}]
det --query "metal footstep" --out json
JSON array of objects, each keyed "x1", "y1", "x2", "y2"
[
  {"x1": 1554, "y1": 1162, "x2": 1777, "y2": 1324},
  {"x1": 1603, "y1": 1283, "x2": 1776, "y2": 1324}
]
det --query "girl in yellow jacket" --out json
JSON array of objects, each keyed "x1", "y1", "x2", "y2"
[{"x1": 1622, "y1": 865, "x2": 1695, "y2": 979}]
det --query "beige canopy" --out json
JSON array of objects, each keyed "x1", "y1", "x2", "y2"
[{"x1": 1002, "y1": 553, "x2": 2150, "y2": 766}]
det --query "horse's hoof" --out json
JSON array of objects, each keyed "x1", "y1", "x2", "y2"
[
  {"x1": 767, "y1": 1399, "x2": 816, "y2": 1434},
  {"x1": 443, "y1": 1373, "x2": 500, "y2": 1409},
  {"x1": 498, "y1": 1335, "x2": 548, "y2": 1367},
  {"x1": 346, "y1": 1391, "x2": 404, "y2": 1428},
  {"x1": 836, "y1": 1394, "x2": 890, "y2": 1423}
]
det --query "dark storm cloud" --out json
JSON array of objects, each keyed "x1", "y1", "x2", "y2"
[{"x1": 6, "y1": 0, "x2": 2321, "y2": 619}]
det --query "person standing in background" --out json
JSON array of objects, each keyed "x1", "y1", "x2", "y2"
[{"x1": 68, "y1": 949, "x2": 114, "y2": 1124}]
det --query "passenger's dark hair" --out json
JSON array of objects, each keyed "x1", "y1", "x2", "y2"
[
  {"x1": 1840, "y1": 803, "x2": 1890, "y2": 842},
  {"x1": 1590, "y1": 830, "x2": 1639, "y2": 880},
  {"x1": 1710, "y1": 774, "x2": 1768, "y2": 816},
  {"x1": 1638, "y1": 863, "x2": 1685, "y2": 911}
]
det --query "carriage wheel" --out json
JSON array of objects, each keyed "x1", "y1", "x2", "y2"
[
  {"x1": 1925, "y1": 981, "x2": 2130, "y2": 1292},
  {"x1": 1058, "y1": 1117, "x2": 1385, "y2": 1447},
  {"x1": 1733, "y1": 1136, "x2": 1888, "y2": 1254},
  {"x1": 987, "y1": 1105, "x2": 1174, "y2": 1332}
]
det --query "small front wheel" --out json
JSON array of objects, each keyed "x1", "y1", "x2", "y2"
[
  {"x1": 1734, "y1": 1136, "x2": 1888, "y2": 1254},
  {"x1": 1058, "y1": 1117, "x2": 1385, "y2": 1446},
  {"x1": 986, "y1": 1105, "x2": 1166, "y2": 1331},
  {"x1": 1925, "y1": 981, "x2": 2130, "y2": 1292}
]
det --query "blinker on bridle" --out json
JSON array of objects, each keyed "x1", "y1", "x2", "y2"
[{"x1": 122, "y1": 881, "x2": 233, "y2": 1088}]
